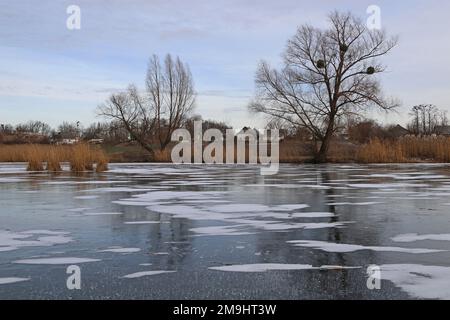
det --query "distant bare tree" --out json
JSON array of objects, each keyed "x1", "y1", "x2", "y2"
[
  {"x1": 99, "y1": 54, "x2": 195, "y2": 157},
  {"x1": 249, "y1": 11, "x2": 398, "y2": 162},
  {"x1": 185, "y1": 115, "x2": 232, "y2": 137},
  {"x1": 408, "y1": 104, "x2": 446, "y2": 135},
  {"x1": 15, "y1": 121, "x2": 52, "y2": 136},
  {"x1": 55, "y1": 122, "x2": 80, "y2": 139}
]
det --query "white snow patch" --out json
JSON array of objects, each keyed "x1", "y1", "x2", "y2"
[
  {"x1": 0, "y1": 230, "x2": 72, "y2": 252},
  {"x1": 209, "y1": 263, "x2": 360, "y2": 272},
  {"x1": 327, "y1": 202, "x2": 382, "y2": 206},
  {"x1": 0, "y1": 277, "x2": 30, "y2": 285},
  {"x1": 123, "y1": 270, "x2": 176, "y2": 278},
  {"x1": 380, "y1": 264, "x2": 450, "y2": 300},
  {"x1": 392, "y1": 233, "x2": 450, "y2": 243},
  {"x1": 14, "y1": 257, "x2": 100, "y2": 265},
  {"x1": 0, "y1": 177, "x2": 27, "y2": 183},
  {"x1": 348, "y1": 183, "x2": 429, "y2": 189},
  {"x1": 83, "y1": 212, "x2": 123, "y2": 216},
  {"x1": 83, "y1": 187, "x2": 156, "y2": 193},
  {"x1": 98, "y1": 247, "x2": 141, "y2": 254},
  {"x1": 273, "y1": 204, "x2": 310, "y2": 211},
  {"x1": 288, "y1": 240, "x2": 444, "y2": 254},
  {"x1": 124, "y1": 221, "x2": 167, "y2": 225},
  {"x1": 74, "y1": 195, "x2": 100, "y2": 200},
  {"x1": 289, "y1": 212, "x2": 335, "y2": 218}
]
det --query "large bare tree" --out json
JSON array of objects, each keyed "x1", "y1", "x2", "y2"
[
  {"x1": 99, "y1": 54, "x2": 195, "y2": 157},
  {"x1": 250, "y1": 11, "x2": 398, "y2": 162}
]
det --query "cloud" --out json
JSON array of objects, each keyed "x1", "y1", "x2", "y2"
[{"x1": 0, "y1": 0, "x2": 449, "y2": 128}]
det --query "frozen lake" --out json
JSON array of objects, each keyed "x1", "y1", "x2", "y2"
[{"x1": 1, "y1": 162, "x2": 450, "y2": 299}]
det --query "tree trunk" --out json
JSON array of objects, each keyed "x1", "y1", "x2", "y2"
[
  {"x1": 315, "y1": 114, "x2": 335, "y2": 163},
  {"x1": 315, "y1": 133, "x2": 332, "y2": 163},
  {"x1": 122, "y1": 123, "x2": 155, "y2": 160}
]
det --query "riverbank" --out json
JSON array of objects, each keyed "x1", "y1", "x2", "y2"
[{"x1": 1, "y1": 136, "x2": 450, "y2": 164}]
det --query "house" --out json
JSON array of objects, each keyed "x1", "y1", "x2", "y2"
[
  {"x1": 57, "y1": 138, "x2": 79, "y2": 145},
  {"x1": 235, "y1": 127, "x2": 284, "y2": 142},
  {"x1": 235, "y1": 127, "x2": 259, "y2": 141},
  {"x1": 388, "y1": 125, "x2": 410, "y2": 138},
  {"x1": 435, "y1": 125, "x2": 450, "y2": 136},
  {"x1": 88, "y1": 138, "x2": 104, "y2": 145}
]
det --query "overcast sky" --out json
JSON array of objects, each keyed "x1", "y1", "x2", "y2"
[{"x1": 1, "y1": 0, "x2": 449, "y2": 129}]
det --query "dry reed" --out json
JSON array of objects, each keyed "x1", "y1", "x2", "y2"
[{"x1": 0, "y1": 144, "x2": 109, "y2": 172}]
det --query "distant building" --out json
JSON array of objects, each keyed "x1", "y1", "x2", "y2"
[
  {"x1": 389, "y1": 125, "x2": 410, "y2": 138},
  {"x1": 435, "y1": 125, "x2": 450, "y2": 136},
  {"x1": 57, "y1": 138, "x2": 79, "y2": 145},
  {"x1": 88, "y1": 138, "x2": 104, "y2": 145},
  {"x1": 236, "y1": 127, "x2": 259, "y2": 141},
  {"x1": 235, "y1": 127, "x2": 284, "y2": 142}
]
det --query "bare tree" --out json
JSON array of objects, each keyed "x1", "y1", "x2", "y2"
[
  {"x1": 249, "y1": 11, "x2": 398, "y2": 162},
  {"x1": 408, "y1": 104, "x2": 447, "y2": 135},
  {"x1": 56, "y1": 122, "x2": 80, "y2": 139},
  {"x1": 98, "y1": 54, "x2": 196, "y2": 157},
  {"x1": 98, "y1": 85, "x2": 157, "y2": 156},
  {"x1": 15, "y1": 121, "x2": 52, "y2": 136}
]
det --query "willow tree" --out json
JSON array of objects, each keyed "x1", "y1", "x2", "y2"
[
  {"x1": 99, "y1": 54, "x2": 195, "y2": 158},
  {"x1": 250, "y1": 11, "x2": 398, "y2": 162}
]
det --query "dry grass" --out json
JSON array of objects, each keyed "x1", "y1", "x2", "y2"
[
  {"x1": 356, "y1": 137, "x2": 450, "y2": 163},
  {"x1": 153, "y1": 148, "x2": 172, "y2": 162},
  {"x1": 45, "y1": 146, "x2": 63, "y2": 172},
  {"x1": 0, "y1": 144, "x2": 109, "y2": 172},
  {"x1": 25, "y1": 145, "x2": 45, "y2": 171}
]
